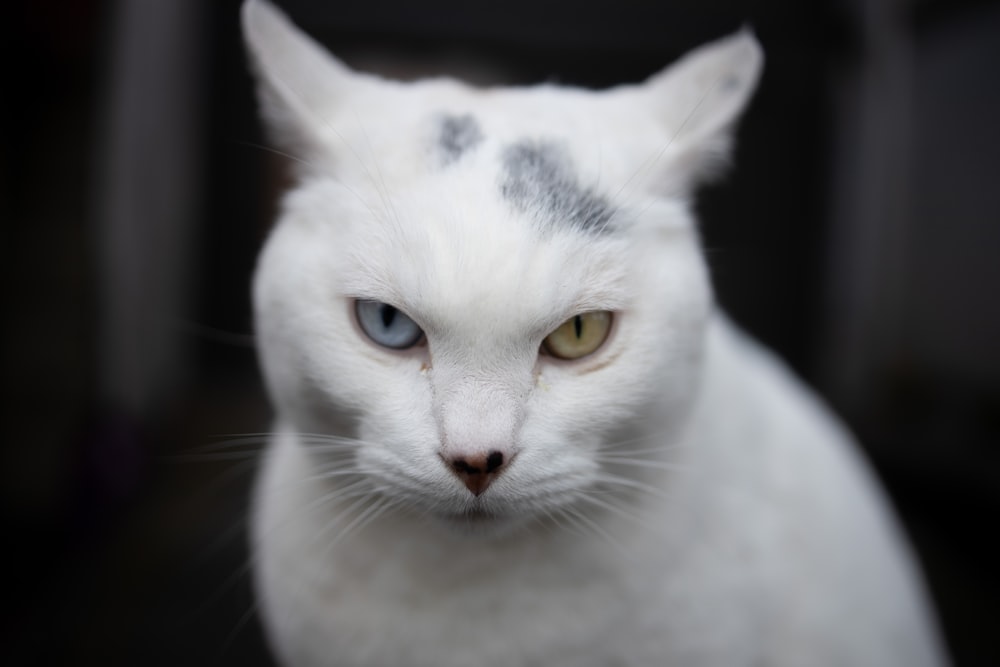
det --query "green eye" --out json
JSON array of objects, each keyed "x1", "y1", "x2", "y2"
[{"x1": 542, "y1": 311, "x2": 613, "y2": 360}]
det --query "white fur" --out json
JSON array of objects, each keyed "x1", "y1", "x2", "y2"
[{"x1": 243, "y1": 1, "x2": 948, "y2": 665}]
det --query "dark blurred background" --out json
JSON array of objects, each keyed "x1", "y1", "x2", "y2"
[{"x1": 3, "y1": 0, "x2": 998, "y2": 664}]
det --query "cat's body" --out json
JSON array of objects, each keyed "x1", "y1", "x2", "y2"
[
  {"x1": 243, "y1": 1, "x2": 947, "y2": 665},
  {"x1": 253, "y1": 319, "x2": 940, "y2": 667}
]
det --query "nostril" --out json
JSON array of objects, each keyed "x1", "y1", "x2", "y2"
[{"x1": 485, "y1": 451, "x2": 504, "y2": 473}]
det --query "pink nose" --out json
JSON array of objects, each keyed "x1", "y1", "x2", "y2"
[{"x1": 448, "y1": 450, "x2": 507, "y2": 496}]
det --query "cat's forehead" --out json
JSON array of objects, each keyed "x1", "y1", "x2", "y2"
[
  {"x1": 295, "y1": 86, "x2": 658, "y2": 333},
  {"x1": 322, "y1": 83, "x2": 654, "y2": 241}
]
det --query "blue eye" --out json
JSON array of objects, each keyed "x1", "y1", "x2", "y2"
[{"x1": 355, "y1": 300, "x2": 424, "y2": 349}]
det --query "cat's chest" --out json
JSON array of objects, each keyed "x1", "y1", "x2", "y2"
[
  {"x1": 263, "y1": 526, "x2": 727, "y2": 667},
  {"x1": 324, "y1": 541, "x2": 637, "y2": 664}
]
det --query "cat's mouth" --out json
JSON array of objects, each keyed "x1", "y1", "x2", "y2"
[
  {"x1": 451, "y1": 507, "x2": 500, "y2": 522},
  {"x1": 438, "y1": 504, "x2": 517, "y2": 531},
  {"x1": 438, "y1": 505, "x2": 525, "y2": 537}
]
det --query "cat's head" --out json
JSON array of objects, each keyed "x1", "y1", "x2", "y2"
[{"x1": 243, "y1": 0, "x2": 761, "y2": 535}]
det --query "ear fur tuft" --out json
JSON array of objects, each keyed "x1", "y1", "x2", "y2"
[{"x1": 644, "y1": 28, "x2": 763, "y2": 193}]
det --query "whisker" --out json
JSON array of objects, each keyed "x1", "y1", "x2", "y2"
[
  {"x1": 589, "y1": 471, "x2": 674, "y2": 502},
  {"x1": 301, "y1": 467, "x2": 368, "y2": 483},
  {"x1": 594, "y1": 455, "x2": 690, "y2": 474},
  {"x1": 600, "y1": 429, "x2": 690, "y2": 451},
  {"x1": 557, "y1": 505, "x2": 626, "y2": 556},
  {"x1": 295, "y1": 477, "x2": 371, "y2": 514},
  {"x1": 545, "y1": 505, "x2": 589, "y2": 538},
  {"x1": 171, "y1": 435, "x2": 272, "y2": 456},
  {"x1": 234, "y1": 138, "x2": 317, "y2": 170},
  {"x1": 217, "y1": 600, "x2": 261, "y2": 662},
  {"x1": 331, "y1": 495, "x2": 400, "y2": 547},
  {"x1": 175, "y1": 431, "x2": 375, "y2": 459},
  {"x1": 190, "y1": 553, "x2": 258, "y2": 627},
  {"x1": 164, "y1": 451, "x2": 263, "y2": 463},
  {"x1": 576, "y1": 492, "x2": 648, "y2": 524},
  {"x1": 313, "y1": 492, "x2": 381, "y2": 549}
]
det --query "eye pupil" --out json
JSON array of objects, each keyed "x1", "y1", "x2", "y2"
[
  {"x1": 380, "y1": 305, "x2": 397, "y2": 328},
  {"x1": 573, "y1": 315, "x2": 583, "y2": 339}
]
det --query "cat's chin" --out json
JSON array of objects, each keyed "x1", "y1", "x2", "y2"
[{"x1": 435, "y1": 507, "x2": 529, "y2": 539}]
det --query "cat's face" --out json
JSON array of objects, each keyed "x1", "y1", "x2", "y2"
[{"x1": 245, "y1": 0, "x2": 761, "y2": 534}]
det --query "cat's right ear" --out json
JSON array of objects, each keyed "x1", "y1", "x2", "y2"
[{"x1": 242, "y1": 0, "x2": 357, "y2": 155}]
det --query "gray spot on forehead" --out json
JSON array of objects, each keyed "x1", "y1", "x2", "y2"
[
  {"x1": 437, "y1": 113, "x2": 483, "y2": 166},
  {"x1": 499, "y1": 140, "x2": 616, "y2": 235}
]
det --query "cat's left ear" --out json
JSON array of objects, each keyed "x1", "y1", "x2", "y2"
[
  {"x1": 242, "y1": 0, "x2": 361, "y2": 155},
  {"x1": 641, "y1": 29, "x2": 763, "y2": 193}
]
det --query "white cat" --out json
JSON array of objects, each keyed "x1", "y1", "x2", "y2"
[{"x1": 242, "y1": 1, "x2": 948, "y2": 665}]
